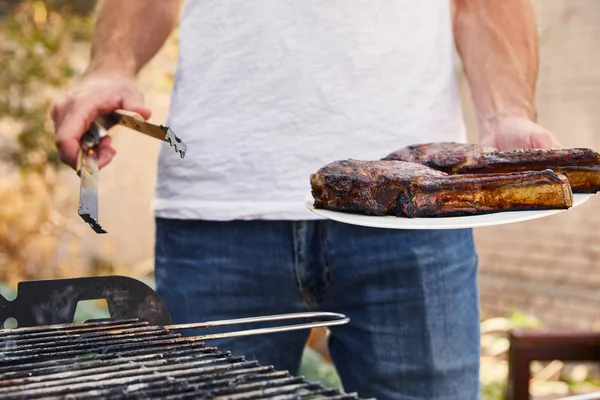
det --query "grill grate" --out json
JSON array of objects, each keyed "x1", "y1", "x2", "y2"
[{"x1": 0, "y1": 319, "x2": 365, "y2": 400}]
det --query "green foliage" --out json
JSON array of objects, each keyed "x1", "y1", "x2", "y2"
[
  {"x1": 0, "y1": 281, "x2": 16, "y2": 300},
  {"x1": 507, "y1": 310, "x2": 543, "y2": 329},
  {"x1": 0, "y1": 0, "x2": 95, "y2": 172},
  {"x1": 42, "y1": 0, "x2": 97, "y2": 17},
  {"x1": 0, "y1": 1, "x2": 97, "y2": 285},
  {"x1": 299, "y1": 347, "x2": 344, "y2": 391},
  {"x1": 73, "y1": 299, "x2": 111, "y2": 323},
  {"x1": 481, "y1": 380, "x2": 506, "y2": 400}
]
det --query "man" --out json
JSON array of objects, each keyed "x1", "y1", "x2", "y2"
[{"x1": 51, "y1": 1, "x2": 562, "y2": 398}]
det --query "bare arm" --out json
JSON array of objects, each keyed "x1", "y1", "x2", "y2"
[
  {"x1": 453, "y1": 0, "x2": 561, "y2": 149},
  {"x1": 86, "y1": 0, "x2": 182, "y2": 78},
  {"x1": 52, "y1": 0, "x2": 182, "y2": 169}
]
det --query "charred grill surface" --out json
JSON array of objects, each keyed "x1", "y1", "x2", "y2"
[
  {"x1": 310, "y1": 160, "x2": 573, "y2": 218},
  {"x1": 383, "y1": 142, "x2": 600, "y2": 193},
  {"x1": 0, "y1": 319, "x2": 367, "y2": 400}
]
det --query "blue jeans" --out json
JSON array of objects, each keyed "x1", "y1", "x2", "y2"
[{"x1": 154, "y1": 218, "x2": 480, "y2": 400}]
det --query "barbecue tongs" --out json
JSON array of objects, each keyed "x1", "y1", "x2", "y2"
[{"x1": 77, "y1": 110, "x2": 187, "y2": 234}]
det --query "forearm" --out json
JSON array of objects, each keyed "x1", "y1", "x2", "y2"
[
  {"x1": 454, "y1": 0, "x2": 539, "y2": 127},
  {"x1": 85, "y1": 0, "x2": 181, "y2": 78}
]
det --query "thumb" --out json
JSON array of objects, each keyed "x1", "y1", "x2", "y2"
[{"x1": 120, "y1": 92, "x2": 152, "y2": 120}]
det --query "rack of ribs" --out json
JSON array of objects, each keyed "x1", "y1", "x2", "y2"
[
  {"x1": 310, "y1": 159, "x2": 573, "y2": 218},
  {"x1": 382, "y1": 142, "x2": 600, "y2": 193}
]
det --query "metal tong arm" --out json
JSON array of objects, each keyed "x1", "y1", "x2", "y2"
[
  {"x1": 165, "y1": 311, "x2": 349, "y2": 341},
  {"x1": 76, "y1": 121, "x2": 104, "y2": 174},
  {"x1": 81, "y1": 121, "x2": 104, "y2": 150}
]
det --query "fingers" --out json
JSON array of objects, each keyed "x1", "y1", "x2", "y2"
[
  {"x1": 122, "y1": 92, "x2": 152, "y2": 120},
  {"x1": 51, "y1": 75, "x2": 151, "y2": 170},
  {"x1": 98, "y1": 136, "x2": 117, "y2": 169},
  {"x1": 486, "y1": 117, "x2": 564, "y2": 151},
  {"x1": 53, "y1": 94, "x2": 122, "y2": 169},
  {"x1": 531, "y1": 130, "x2": 563, "y2": 149}
]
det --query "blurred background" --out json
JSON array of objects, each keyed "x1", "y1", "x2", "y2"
[{"x1": 0, "y1": 1, "x2": 598, "y2": 399}]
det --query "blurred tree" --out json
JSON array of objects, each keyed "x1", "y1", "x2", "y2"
[
  {"x1": 0, "y1": 0, "x2": 97, "y2": 285},
  {"x1": 0, "y1": 0, "x2": 95, "y2": 18},
  {"x1": 42, "y1": 0, "x2": 96, "y2": 15},
  {"x1": 0, "y1": 0, "x2": 94, "y2": 171}
]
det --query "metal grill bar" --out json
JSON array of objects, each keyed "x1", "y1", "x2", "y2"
[
  {"x1": 1, "y1": 326, "x2": 169, "y2": 352},
  {"x1": 104, "y1": 368, "x2": 285, "y2": 400},
  {"x1": 0, "y1": 319, "x2": 369, "y2": 400},
  {"x1": 0, "y1": 318, "x2": 142, "y2": 337},
  {"x1": 0, "y1": 343, "x2": 212, "y2": 379},
  {"x1": 0, "y1": 332, "x2": 186, "y2": 363},
  {"x1": 0, "y1": 321, "x2": 152, "y2": 345},
  {"x1": 0, "y1": 351, "x2": 237, "y2": 391},
  {"x1": 1, "y1": 357, "x2": 254, "y2": 398}
]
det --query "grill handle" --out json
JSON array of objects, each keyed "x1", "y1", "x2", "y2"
[{"x1": 164, "y1": 311, "x2": 349, "y2": 340}]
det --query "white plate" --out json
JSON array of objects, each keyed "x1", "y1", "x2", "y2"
[{"x1": 304, "y1": 192, "x2": 593, "y2": 230}]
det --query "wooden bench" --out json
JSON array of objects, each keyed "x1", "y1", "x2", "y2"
[{"x1": 506, "y1": 329, "x2": 600, "y2": 400}]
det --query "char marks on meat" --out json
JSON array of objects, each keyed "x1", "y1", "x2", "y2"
[
  {"x1": 383, "y1": 142, "x2": 600, "y2": 193},
  {"x1": 310, "y1": 159, "x2": 573, "y2": 218},
  {"x1": 310, "y1": 160, "x2": 446, "y2": 216},
  {"x1": 382, "y1": 142, "x2": 497, "y2": 173}
]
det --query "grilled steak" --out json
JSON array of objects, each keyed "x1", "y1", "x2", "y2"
[
  {"x1": 381, "y1": 142, "x2": 497, "y2": 173},
  {"x1": 310, "y1": 159, "x2": 573, "y2": 218},
  {"x1": 383, "y1": 142, "x2": 600, "y2": 193}
]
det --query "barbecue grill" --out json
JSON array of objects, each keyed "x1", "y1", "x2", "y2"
[{"x1": 0, "y1": 276, "x2": 370, "y2": 399}]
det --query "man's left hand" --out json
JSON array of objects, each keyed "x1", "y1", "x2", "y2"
[{"x1": 479, "y1": 116, "x2": 563, "y2": 150}]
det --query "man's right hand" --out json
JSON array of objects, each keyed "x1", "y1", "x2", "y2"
[{"x1": 51, "y1": 72, "x2": 152, "y2": 170}]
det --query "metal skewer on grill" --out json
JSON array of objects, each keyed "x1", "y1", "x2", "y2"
[
  {"x1": 163, "y1": 311, "x2": 350, "y2": 340},
  {"x1": 77, "y1": 110, "x2": 187, "y2": 234}
]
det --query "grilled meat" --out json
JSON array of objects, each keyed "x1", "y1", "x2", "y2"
[
  {"x1": 381, "y1": 142, "x2": 497, "y2": 173},
  {"x1": 383, "y1": 142, "x2": 600, "y2": 193},
  {"x1": 310, "y1": 159, "x2": 573, "y2": 218},
  {"x1": 311, "y1": 160, "x2": 445, "y2": 216}
]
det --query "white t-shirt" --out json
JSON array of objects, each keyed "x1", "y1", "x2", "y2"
[{"x1": 153, "y1": 0, "x2": 467, "y2": 221}]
